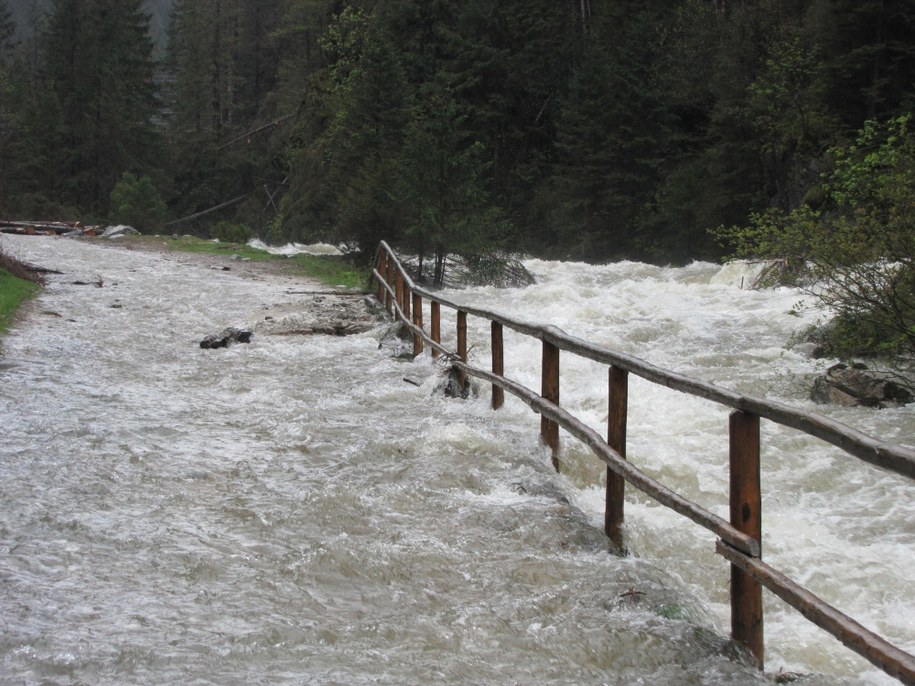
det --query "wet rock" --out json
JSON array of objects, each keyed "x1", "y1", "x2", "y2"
[
  {"x1": 101, "y1": 224, "x2": 140, "y2": 239},
  {"x1": 810, "y1": 363, "x2": 913, "y2": 408},
  {"x1": 200, "y1": 327, "x2": 253, "y2": 349}
]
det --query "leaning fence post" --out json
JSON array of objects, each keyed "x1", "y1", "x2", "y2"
[
  {"x1": 605, "y1": 366, "x2": 628, "y2": 549},
  {"x1": 729, "y1": 410, "x2": 764, "y2": 669},
  {"x1": 431, "y1": 302, "x2": 441, "y2": 359},
  {"x1": 541, "y1": 340, "x2": 560, "y2": 470},
  {"x1": 491, "y1": 322, "x2": 504, "y2": 410},
  {"x1": 457, "y1": 310, "x2": 468, "y2": 393},
  {"x1": 412, "y1": 293, "x2": 423, "y2": 357}
]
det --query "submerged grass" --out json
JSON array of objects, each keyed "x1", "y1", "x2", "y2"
[{"x1": 125, "y1": 235, "x2": 371, "y2": 290}]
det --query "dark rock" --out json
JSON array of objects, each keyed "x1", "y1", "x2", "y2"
[
  {"x1": 200, "y1": 327, "x2": 253, "y2": 349},
  {"x1": 810, "y1": 363, "x2": 913, "y2": 408}
]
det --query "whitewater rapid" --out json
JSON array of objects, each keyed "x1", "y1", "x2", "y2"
[{"x1": 0, "y1": 235, "x2": 912, "y2": 685}]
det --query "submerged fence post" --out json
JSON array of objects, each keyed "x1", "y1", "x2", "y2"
[
  {"x1": 491, "y1": 322, "x2": 504, "y2": 410},
  {"x1": 412, "y1": 293, "x2": 423, "y2": 357},
  {"x1": 431, "y1": 302, "x2": 441, "y2": 359},
  {"x1": 605, "y1": 366, "x2": 628, "y2": 549},
  {"x1": 457, "y1": 310, "x2": 468, "y2": 393},
  {"x1": 541, "y1": 340, "x2": 560, "y2": 470},
  {"x1": 729, "y1": 410, "x2": 764, "y2": 669}
]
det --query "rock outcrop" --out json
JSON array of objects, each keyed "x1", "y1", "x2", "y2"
[{"x1": 810, "y1": 363, "x2": 912, "y2": 408}]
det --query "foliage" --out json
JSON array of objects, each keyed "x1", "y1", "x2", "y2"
[
  {"x1": 5, "y1": 1, "x2": 915, "y2": 269},
  {"x1": 211, "y1": 221, "x2": 252, "y2": 244},
  {"x1": 109, "y1": 172, "x2": 167, "y2": 233},
  {"x1": 717, "y1": 115, "x2": 915, "y2": 358}
]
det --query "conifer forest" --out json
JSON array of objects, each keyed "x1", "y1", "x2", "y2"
[{"x1": 2, "y1": 0, "x2": 915, "y2": 266}]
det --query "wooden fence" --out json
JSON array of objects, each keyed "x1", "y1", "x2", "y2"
[{"x1": 372, "y1": 241, "x2": 915, "y2": 685}]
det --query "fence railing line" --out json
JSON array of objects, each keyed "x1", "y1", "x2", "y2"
[{"x1": 373, "y1": 242, "x2": 915, "y2": 685}]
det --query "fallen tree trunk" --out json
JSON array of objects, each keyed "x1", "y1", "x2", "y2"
[{"x1": 0, "y1": 220, "x2": 82, "y2": 235}]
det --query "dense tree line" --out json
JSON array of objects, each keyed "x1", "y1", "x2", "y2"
[{"x1": 1, "y1": 0, "x2": 915, "y2": 267}]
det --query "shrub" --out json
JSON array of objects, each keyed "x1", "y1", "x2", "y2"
[
  {"x1": 109, "y1": 172, "x2": 167, "y2": 233},
  {"x1": 211, "y1": 221, "x2": 252, "y2": 244},
  {"x1": 716, "y1": 115, "x2": 915, "y2": 359}
]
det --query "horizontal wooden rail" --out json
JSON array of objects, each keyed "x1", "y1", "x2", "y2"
[{"x1": 372, "y1": 241, "x2": 915, "y2": 684}]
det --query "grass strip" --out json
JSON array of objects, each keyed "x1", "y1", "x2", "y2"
[
  {"x1": 125, "y1": 235, "x2": 370, "y2": 291},
  {"x1": 0, "y1": 266, "x2": 41, "y2": 336}
]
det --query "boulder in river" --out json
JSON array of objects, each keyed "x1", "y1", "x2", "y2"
[
  {"x1": 810, "y1": 363, "x2": 913, "y2": 408},
  {"x1": 200, "y1": 327, "x2": 253, "y2": 349}
]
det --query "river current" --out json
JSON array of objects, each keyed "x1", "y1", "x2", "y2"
[{"x1": 0, "y1": 235, "x2": 912, "y2": 685}]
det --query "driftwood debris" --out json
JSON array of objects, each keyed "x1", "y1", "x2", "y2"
[{"x1": 1, "y1": 220, "x2": 85, "y2": 235}]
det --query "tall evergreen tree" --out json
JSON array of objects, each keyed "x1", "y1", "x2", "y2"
[
  {"x1": 0, "y1": 0, "x2": 15, "y2": 213},
  {"x1": 37, "y1": 0, "x2": 160, "y2": 214}
]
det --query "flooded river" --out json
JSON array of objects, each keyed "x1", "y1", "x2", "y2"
[{"x1": 0, "y1": 235, "x2": 912, "y2": 685}]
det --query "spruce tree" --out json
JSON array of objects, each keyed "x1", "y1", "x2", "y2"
[{"x1": 39, "y1": 0, "x2": 160, "y2": 214}]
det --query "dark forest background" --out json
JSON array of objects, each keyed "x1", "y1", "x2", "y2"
[{"x1": 1, "y1": 0, "x2": 914, "y2": 266}]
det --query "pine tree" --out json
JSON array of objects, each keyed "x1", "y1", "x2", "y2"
[{"x1": 38, "y1": 0, "x2": 160, "y2": 214}]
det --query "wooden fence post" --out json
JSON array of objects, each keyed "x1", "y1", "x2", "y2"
[
  {"x1": 383, "y1": 254, "x2": 393, "y2": 313},
  {"x1": 402, "y1": 279, "x2": 411, "y2": 322},
  {"x1": 541, "y1": 340, "x2": 560, "y2": 470},
  {"x1": 412, "y1": 293, "x2": 423, "y2": 357},
  {"x1": 377, "y1": 251, "x2": 387, "y2": 305},
  {"x1": 729, "y1": 410, "x2": 764, "y2": 668},
  {"x1": 491, "y1": 322, "x2": 504, "y2": 410},
  {"x1": 431, "y1": 302, "x2": 441, "y2": 359},
  {"x1": 605, "y1": 366, "x2": 628, "y2": 549},
  {"x1": 457, "y1": 310, "x2": 468, "y2": 393},
  {"x1": 395, "y1": 272, "x2": 404, "y2": 321}
]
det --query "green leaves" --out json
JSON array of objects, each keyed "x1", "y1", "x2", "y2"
[{"x1": 717, "y1": 115, "x2": 915, "y2": 358}]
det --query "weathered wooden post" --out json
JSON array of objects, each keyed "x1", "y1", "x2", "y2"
[
  {"x1": 395, "y1": 272, "x2": 404, "y2": 321},
  {"x1": 412, "y1": 293, "x2": 423, "y2": 357},
  {"x1": 377, "y1": 250, "x2": 387, "y2": 306},
  {"x1": 431, "y1": 302, "x2": 441, "y2": 359},
  {"x1": 457, "y1": 310, "x2": 468, "y2": 393},
  {"x1": 491, "y1": 322, "x2": 504, "y2": 410},
  {"x1": 384, "y1": 257, "x2": 394, "y2": 313},
  {"x1": 605, "y1": 366, "x2": 628, "y2": 549},
  {"x1": 402, "y1": 277, "x2": 411, "y2": 323},
  {"x1": 541, "y1": 340, "x2": 560, "y2": 470},
  {"x1": 729, "y1": 410, "x2": 764, "y2": 668}
]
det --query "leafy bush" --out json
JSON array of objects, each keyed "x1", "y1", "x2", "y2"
[
  {"x1": 109, "y1": 172, "x2": 167, "y2": 233},
  {"x1": 211, "y1": 221, "x2": 252, "y2": 244},
  {"x1": 715, "y1": 115, "x2": 915, "y2": 359}
]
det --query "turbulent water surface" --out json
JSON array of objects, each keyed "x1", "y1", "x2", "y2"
[{"x1": 1, "y1": 235, "x2": 912, "y2": 685}]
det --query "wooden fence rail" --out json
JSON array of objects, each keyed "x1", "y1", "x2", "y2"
[{"x1": 372, "y1": 241, "x2": 915, "y2": 685}]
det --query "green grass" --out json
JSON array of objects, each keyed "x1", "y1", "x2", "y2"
[
  {"x1": 0, "y1": 267, "x2": 41, "y2": 336},
  {"x1": 126, "y1": 235, "x2": 371, "y2": 290}
]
